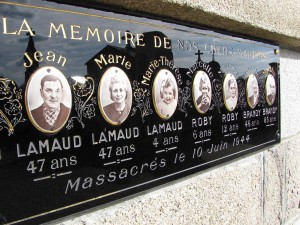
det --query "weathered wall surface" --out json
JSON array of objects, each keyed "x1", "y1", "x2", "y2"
[
  {"x1": 58, "y1": 0, "x2": 300, "y2": 50},
  {"x1": 51, "y1": 0, "x2": 300, "y2": 224}
]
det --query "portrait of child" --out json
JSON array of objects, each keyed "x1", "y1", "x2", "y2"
[{"x1": 153, "y1": 69, "x2": 178, "y2": 119}]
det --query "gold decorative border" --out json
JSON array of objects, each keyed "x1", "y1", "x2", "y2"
[
  {"x1": 0, "y1": 1, "x2": 279, "y2": 224},
  {"x1": 0, "y1": 1, "x2": 174, "y2": 30}
]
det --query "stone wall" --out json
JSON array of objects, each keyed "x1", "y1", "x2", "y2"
[{"x1": 50, "y1": 0, "x2": 300, "y2": 224}]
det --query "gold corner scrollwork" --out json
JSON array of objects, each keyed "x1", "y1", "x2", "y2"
[{"x1": 0, "y1": 78, "x2": 26, "y2": 136}]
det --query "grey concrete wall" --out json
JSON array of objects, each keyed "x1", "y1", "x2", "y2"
[
  {"x1": 50, "y1": 0, "x2": 300, "y2": 224},
  {"x1": 53, "y1": 139, "x2": 300, "y2": 225}
]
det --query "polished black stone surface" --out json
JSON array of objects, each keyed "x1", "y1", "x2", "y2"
[{"x1": 0, "y1": 1, "x2": 280, "y2": 224}]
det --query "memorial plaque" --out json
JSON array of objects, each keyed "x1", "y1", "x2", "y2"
[{"x1": 0, "y1": 1, "x2": 280, "y2": 224}]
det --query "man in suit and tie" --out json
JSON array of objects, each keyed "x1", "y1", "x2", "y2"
[{"x1": 31, "y1": 75, "x2": 70, "y2": 132}]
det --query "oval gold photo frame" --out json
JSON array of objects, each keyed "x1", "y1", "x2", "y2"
[
  {"x1": 152, "y1": 69, "x2": 178, "y2": 120},
  {"x1": 223, "y1": 73, "x2": 238, "y2": 112},
  {"x1": 246, "y1": 74, "x2": 259, "y2": 109},
  {"x1": 192, "y1": 71, "x2": 212, "y2": 114},
  {"x1": 25, "y1": 66, "x2": 72, "y2": 134},
  {"x1": 265, "y1": 74, "x2": 276, "y2": 106},
  {"x1": 98, "y1": 66, "x2": 132, "y2": 125}
]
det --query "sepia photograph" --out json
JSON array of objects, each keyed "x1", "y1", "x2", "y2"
[
  {"x1": 192, "y1": 71, "x2": 212, "y2": 114},
  {"x1": 153, "y1": 69, "x2": 178, "y2": 119},
  {"x1": 98, "y1": 66, "x2": 132, "y2": 125},
  {"x1": 246, "y1": 74, "x2": 259, "y2": 109},
  {"x1": 223, "y1": 73, "x2": 238, "y2": 112},
  {"x1": 25, "y1": 66, "x2": 72, "y2": 133},
  {"x1": 265, "y1": 74, "x2": 276, "y2": 106}
]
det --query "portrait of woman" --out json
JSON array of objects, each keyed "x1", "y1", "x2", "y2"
[
  {"x1": 25, "y1": 66, "x2": 72, "y2": 134},
  {"x1": 223, "y1": 73, "x2": 238, "y2": 112},
  {"x1": 98, "y1": 67, "x2": 132, "y2": 125},
  {"x1": 192, "y1": 71, "x2": 212, "y2": 114},
  {"x1": 265, "y1": 74, "x2": 276, "y2": 106},
  {"x1": 153, "y1": 69, "x2": 178, "y2": 119},
  {"x1": 246, "y1": 74, "x2": 259, "y2": 109}
]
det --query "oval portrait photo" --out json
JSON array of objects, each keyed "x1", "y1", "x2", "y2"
[
  {"x1": 25, "y1": 66, "x2": 72, "y2": 134},
  {"x1": 223, "y1": 73, "x2": 238, "y2": 112},
  {"x1": 192, "y1": 71, "x2": 212, "y2": 114},
  {"x1": 98, "y1": 66, "x2": 132, "y2": 125},
  {"x1": 265, "y1": 74, "x2": 276, "y2": 106},
  {"x1": 246, "y1": 74, "x2": 259, "y2": 109},
  {"x1": 153, "y1": 69, "x2": 178, "y2": 120}
]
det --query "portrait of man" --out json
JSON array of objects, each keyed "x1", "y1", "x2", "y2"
[
  {"x1": 265, "y1": 74, "x2": 276, "y2": 106},
  {"x1": 246, "y1": 74, "x2": 259, "y2": 109},
  {"x1": 193, "y1": 71, "x2": 211, "y2": 114},
  {"x1": 223, "y1": 73, "x2": 238, "y2": 112},
  {"x1": 26, "y1": 66, "x2": 72, "y2": 133},
  {"x1": 98, "y1": 67, "x2": 132, "y2": 125},
  {"x1": 153, "y1": 69, "x2": 178, "y2": 119}
]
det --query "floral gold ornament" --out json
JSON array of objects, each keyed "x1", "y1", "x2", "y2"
[
  {"x1": 131, "y1": 80, "x2": 153, "y2": 122},
  {"x1": 0, "y1": 78, "x2": 25, "y2": 136},
  {"x1": 67, "y1": 76, "x2": 96, "y2": 129}
]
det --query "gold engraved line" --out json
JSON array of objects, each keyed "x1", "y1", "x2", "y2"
[
  {"x1": 194, "y1": 140, "x2": 204, "y2": 144},
  {"x1": 120, "y1": 157, "x2": 132, "y2": 162},
  {"x1": 0, "y1": 109, "x2": 14, "y2": 133},
  {"x1": 156, "y1": 149, "x2": 165, "y2": 153},
  {"x1": 103, "y1": 161, "x2": 117, "y2": 166},
  {"x1": 266, "y1": 123, "x2": 275, "y2": 127},
  {"x1": 57, "y1": 171, "x2": 72, "y2": 177},
  {"x1": 247, "y1": 127, "x2": 258, "y2": 131},
  {"x1": 0, "y1": 1, "x2": 173, "y2": 30},
  {"x1": 33, "y1": 176, "x2": 51, "y2": 182}
]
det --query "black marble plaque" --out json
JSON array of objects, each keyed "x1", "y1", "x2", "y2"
[{"x1": 0, "y1": 1, "x2": 280, "y2": 224}]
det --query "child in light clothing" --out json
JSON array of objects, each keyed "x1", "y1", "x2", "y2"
[{"x1": 157, "y1": 77, "x2": 177, "y2": 118}]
